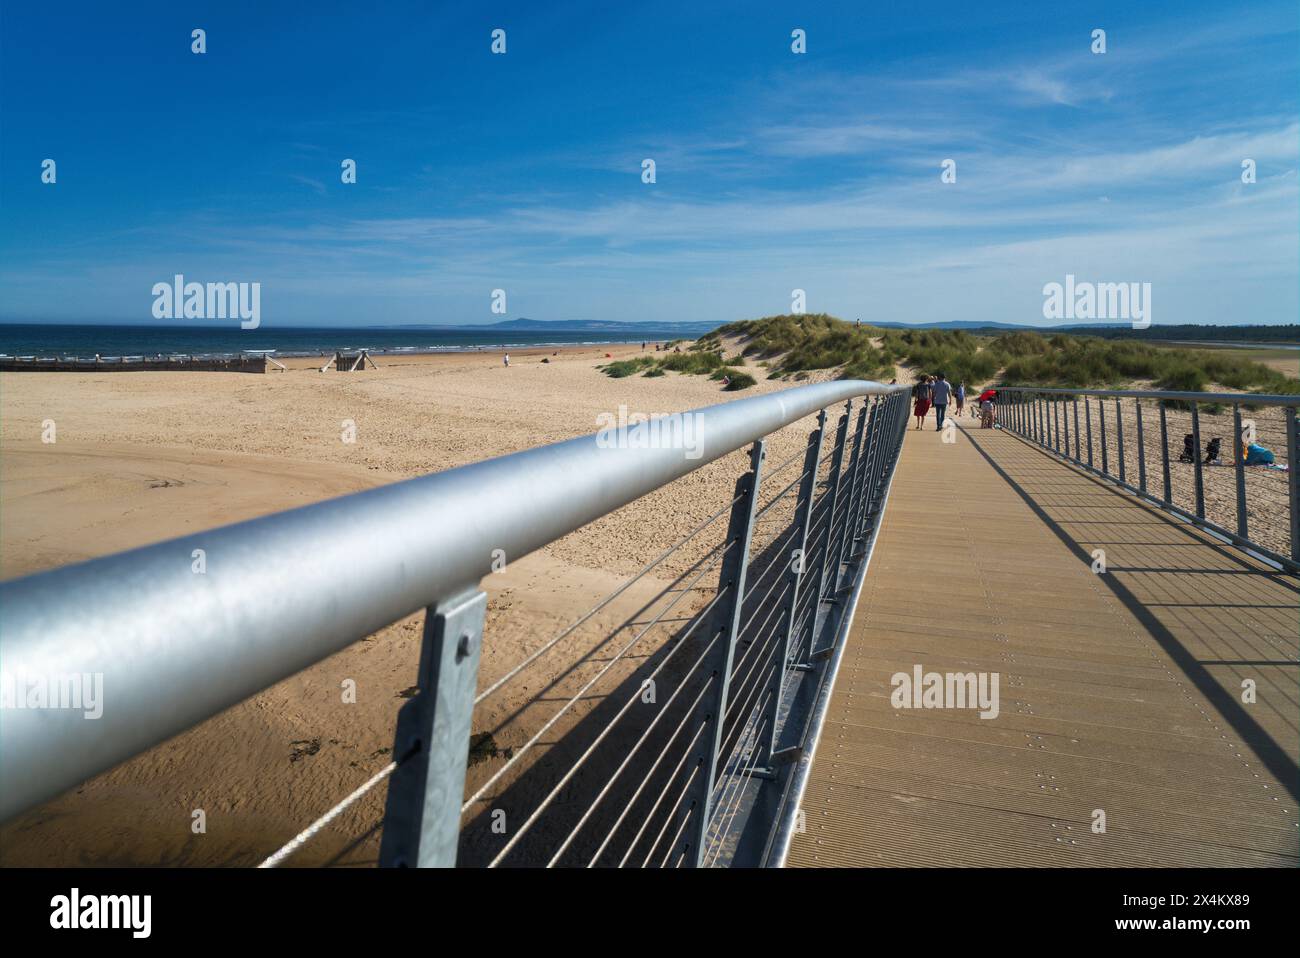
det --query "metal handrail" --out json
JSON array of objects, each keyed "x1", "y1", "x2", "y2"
[
  {"x1": 995, "y1": 385, "x2": 1300, "y2": 406},
  {"x1": 0, "y1": 380, "x2": 907, "y2": 833},
  {"x1": 995, "y1": 385, "x2": 1300, "y2": 574}
]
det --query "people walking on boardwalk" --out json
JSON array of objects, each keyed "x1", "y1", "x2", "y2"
[
  {"x1": 931, "y1": 373, "x2": 951, "y2": 431},
  {"x1": 912, "y1": 375, "x2": 933, "y2": 430},
  {"x1": 977, "y1": 387, "x2": 997, "y2": 428},
  {"x1": 954, "y1": 381, "x2": 965, "y2": 417}
]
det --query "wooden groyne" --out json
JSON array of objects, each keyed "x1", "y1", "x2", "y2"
[{"x1": 0, "y1": 355, "x2": 268, "y2": 373}]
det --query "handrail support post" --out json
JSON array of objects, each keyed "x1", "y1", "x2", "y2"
[{"x1": 378, "y1": 588, "x2": 487, "y2": 868}]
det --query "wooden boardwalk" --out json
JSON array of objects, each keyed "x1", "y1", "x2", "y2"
[{"x1": 788, "y1": 418, "x2": 1298, "y2": 867}]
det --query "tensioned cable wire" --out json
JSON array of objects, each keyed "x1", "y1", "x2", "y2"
[
  {"x1": 706, "y1": 709, "x2": 771, "y2": 866},
  {"x1": 728, "y1": 574, "x2": 785, "y2": 717},
  {"x1": 490, "y1": 588, "x2": 730, "y2": 866},
  {"x1": 258, "y1": 760, "x2": 398, "y2": 868},
  {"x1": 716, "y1": 672, "x2": 776, "y2": 797},
  {"x1": 717, "y1": 628, "x2": 782, "y2": 767},
  {"x1": 704, "y1": 713, "x2": 771, "y2": 868},
  {"x1": 639, "y1": 763, "x2": 701, "y2": 868},
  {"x1": 618, "y1": 720, "x2": 709, "y2": 868},
  {"x1": 718, "y1": 609, "x2": 787, "y2": 752},
  {"x1": 547, "y1": 638, "x2": 721, "y2": 866},
  {"x1": 754, "y1": 467, "x2": 811, "y2": 521},
  {"x1": 658, "y1": 792, "x2": 700, "y2": 868},
  {"x1": 735, "y1": 528, "x2": 797, "y2": 621},
  {"x1": 759, "y1": 443, "x2": 811, "y2": 484},
  {"x1": 585, "y1": 675, "x2": 716, "y2": 867},
  {"x1": 463, "y1": 542, "x2": 735, "y2": 815},
  {"x1": 473, "y1": 491, "x2": 741, "y2": 706}
]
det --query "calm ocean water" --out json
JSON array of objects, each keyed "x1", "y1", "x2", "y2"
[{"x1": 0, "y1": 323, "x2": 705, "y2": 359}]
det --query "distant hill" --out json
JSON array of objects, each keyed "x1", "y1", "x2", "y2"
[{"x1": 394, "y1": 317, "x2": 717, "y2": 334}]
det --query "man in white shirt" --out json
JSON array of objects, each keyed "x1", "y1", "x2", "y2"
[{"x1": 931, "y1": 373, "x2": 952, "y2": 431}]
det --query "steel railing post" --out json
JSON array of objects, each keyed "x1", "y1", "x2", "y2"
[
  {"x1": 1084, "y1": 397, "x2": 1094, "y2": 468},
  {"x1": 379, "y1": 588, "x2": 488, "y2": 867},
  {"x1": 1191, "y1": 402, "x2": 1205, "y2": 518},
  {"x1": 1135, "y1": 399, "x2": 1147, "y2": 493},
  {"x1": 1159, "y1": 402, "x2": 1172, "y2": 505},
  {"x1": 764, "y1": 419, "x2": 825, "y2": 759},
  {"x1": 848, "y1": 399, "x2": 881, "y2": 545},
  {"x1": 1099, "y1": 399, "x2": 1109, "y2": 475},
  {"x1": 1073, "y1": 398, "x2": 1081, "y2": 461},
  {"x1": 1233, "y1": 404, "x2": 1248, "y2": 539},
  {"x1": 1115, "y1": 398, "x2": 1126, "y2": 484},
  {"x1": 788, "y1": 411, "x2": 827, "y2": 664},
  {"x1": 805, "y1": 406, "x2": 852, "y2": 659},
  {"x1": 1287, "y1": 408, "x2": 1300, "y2": 562},
  {"x1": 684, "y1": 440, "x2": 766, "y2": 867},
  {"x1": 835, "y1": 402, "x2": 871, "y2": 573}
]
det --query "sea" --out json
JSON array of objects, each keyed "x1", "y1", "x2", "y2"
[{"x1": 0, "y1": 323, "x2": 700, "y2": 359}]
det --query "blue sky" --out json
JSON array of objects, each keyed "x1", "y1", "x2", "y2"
[{"x1": 1, "y1": 0, "x2": 1297, "y2": 328}]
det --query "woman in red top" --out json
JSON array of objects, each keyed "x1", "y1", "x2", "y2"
[{"x1": 913, "y1": 375, "x2": 933, "y2": 430}]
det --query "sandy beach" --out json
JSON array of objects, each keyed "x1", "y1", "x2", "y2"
[
  {"x1": 3, "y1": 339, "x2": 1294, "y2": 866},
  {"x1": 0, "y1": 341, "x2": 823, "y2": 866}
]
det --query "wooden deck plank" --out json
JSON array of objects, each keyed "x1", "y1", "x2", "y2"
[{"x1": 788, "y1": 422, "x2": 1299, "y2": 868}]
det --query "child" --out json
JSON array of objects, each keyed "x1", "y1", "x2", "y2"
[{"x1": 977, "y1": 395, "x2": 998, "y2": 428}]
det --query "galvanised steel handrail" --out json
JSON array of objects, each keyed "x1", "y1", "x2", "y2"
[
  {"x1": 996, "y1": 386, "x2": 1300, "y2": 574},
  {"x1": 0, "y1": 379, "x2": 910, "y2": 867}
]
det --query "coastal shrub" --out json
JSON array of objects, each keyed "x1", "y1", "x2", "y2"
[
  {"x1": 691, "y1": 318, "x2": 1296, "y2": 398},
  {"x1": 1156, "y1": 363, "x2": 1208, "y2": 393},
  {"x1": 600, "y1": 357, "x2": 655, "y2": 378},
  {"x1": 723, "y1": 372, "x2": 757, "y2": 391},
  {"x1": 658, "y1": 350, "x2": 725, "y2": 375},
  {"x1": 643, "y1": 367, "x2": 665, "y2": 377}
]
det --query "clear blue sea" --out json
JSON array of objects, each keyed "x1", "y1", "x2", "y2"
[{"x1": 0, "y1": 323, "x2": 704, "y2": 359}]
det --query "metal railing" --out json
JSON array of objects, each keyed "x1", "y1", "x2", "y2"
[
  {"x1": 0, "y1": 380, "x2": 910, "y2": 867},
  {"x1": 996, "y1": 387, "x2": 1300, "y2": 574}
]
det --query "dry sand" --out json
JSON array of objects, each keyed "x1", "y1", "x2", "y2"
[
  {"x1": 0, "y1": 342, "x2": 823, "y2": 866},
  {"x1": 5, "y1": 341, "x2": 1291, "y2": 866}
]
